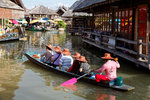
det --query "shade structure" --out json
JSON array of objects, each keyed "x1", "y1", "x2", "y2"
[
  {"x1": 30, "y1": 20, "x2": 39, "y2": 24},
  {"x1": 48, "y1": 20, "x2": 55, "y2": 23},
  {"x1": 8, "y1": 20, "x2": 12, "y2": 23},
  {"x1": 17, "y1": 20, "x2": 28, "y2": 24},
  {"x1": 38, "y1": 19, "x2": 47, "y2": 23},
  {"x1": 10, "y1": 19, "x2": 18, "y2": 24},
  {"x1": 54, "y1": 19, "x2": 62, "y2": 22},
  {"x1": 43, "y1": 18, "x2": 49, "y2": 20}
]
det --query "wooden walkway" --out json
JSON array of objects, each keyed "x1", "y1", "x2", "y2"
[{"x1": 81, "y1": 31, "x2": 150, "y2": 69}]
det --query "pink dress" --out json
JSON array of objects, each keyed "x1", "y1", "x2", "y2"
[{"x1": 95, "y1": 60, "x2": 120, "y2": 81}]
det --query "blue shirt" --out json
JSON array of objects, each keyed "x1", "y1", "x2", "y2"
[
  {"x1": 60, "y1": 55, "x2": 73, "y2": 71},
  {"x1": 53, "y1": 53, "x2": 63, "y2": 65}
]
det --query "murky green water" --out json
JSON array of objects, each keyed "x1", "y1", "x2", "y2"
[{"x1": 0, "y1": 30, "x2": 150, "y2": 100}]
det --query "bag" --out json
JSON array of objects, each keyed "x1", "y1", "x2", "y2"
[{"x1": 115, "y1": 77, "x2": 123, "y2": 86}]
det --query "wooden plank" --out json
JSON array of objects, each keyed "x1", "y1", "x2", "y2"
[
  {"x1": 116, "y1": 46, "x2": 137, "y2": 55},
  {"x1": 82, "y1": 39, "x2": 149, "y2": 69},
  {"x1": 117, "y1": 37, "x2": 137, "y2": 44}
]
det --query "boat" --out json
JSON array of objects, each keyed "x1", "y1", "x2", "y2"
[
  {"x1": 24, "y1": 51, "x2": 135, "y2": 91},
  {"x1": 28, "y1": 28, "x2": 45, "y2": 31}
]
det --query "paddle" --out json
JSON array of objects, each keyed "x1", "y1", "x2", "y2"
[{"x1": 61, "y1": 70, "x2": 95, "y2": 86}]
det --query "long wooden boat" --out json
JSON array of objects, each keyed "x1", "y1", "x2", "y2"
[
  {"x1": 24, "y1": 51, "x2": 135, "y2": 91},
  {"x1": 0, "y1": 37, "x2": 19, "y2": 42}
]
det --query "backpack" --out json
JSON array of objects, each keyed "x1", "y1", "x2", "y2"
[{"x1": 115, "y1": 77, "x2": 123, "y2": 86}]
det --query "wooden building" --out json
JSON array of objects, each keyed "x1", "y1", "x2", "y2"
[
  {"x1": 0, "y1": 0, "x2": 25, "y2": 28},
  {"x1": 26, "y1": 5, "x2": 58, "y2": 20},
  {"x1": 73, "y1": 0, "x2": 150, "y2": 69}
]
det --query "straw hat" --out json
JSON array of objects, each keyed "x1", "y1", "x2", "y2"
[
  {"x1": 46, "y1": 44, "x2": 53, "y2": 50},
  {"x1": 32, "y1": 54, "x2": 40, "y2": 58},
  {"x1": 72, "y1": 52, "x2": 81, "y2": 58},
  {"x1": 77, "y1": 56, "x2": 87, "y2": 62},
  {"x1": 54, "y1": 46, "x2": 62, "y2": 53},
  {"x1": 62, "y1": 48, "x2": 71, "y2": 55},
  {"x1": 101, "y1": 53, "x2": 114, "y2": 60}
]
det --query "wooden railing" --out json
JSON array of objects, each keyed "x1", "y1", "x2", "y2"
[{"x1": 82, "y1": 31, "x2": 149, "y2": 62}]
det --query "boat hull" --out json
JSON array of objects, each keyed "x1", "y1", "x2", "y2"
[{"x1": 24, "y1": 52, "x2": 135, "y2": 91}]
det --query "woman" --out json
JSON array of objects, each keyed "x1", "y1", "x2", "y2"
[
  {"x1": 51, "y1": 46, "x2": 63, "y2": 67},
  {"x1": 40, "y1": 44, "x2": 53, "y2": 65},
  {"x1": 68, "y1": 52, "x2": 81, "y2": 74},
  {"x1": 59, "y1": 48, "x2": 73, "y2": 71},
  {"x1": 94, "y1": 53, "x2": 120, "y2": 82},
  {"x1": 77, "y1": 56, "x2": 91, "y2": 76}
]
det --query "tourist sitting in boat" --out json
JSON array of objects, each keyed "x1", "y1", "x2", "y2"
[
  {"x1": 68, "y1": 52, "x2": 81, "y2": 74},
  {"x1": 51, "y1": 46, "x2": 63, "y2": 68},
  {"x1": 59, "y1": 48, "x2": 73, "y2": 71},
  {"x1": 40, "y1": 44, "x2": 54, "y2": 65},
  {"x1": 94, "y1": 53, "x2": 120, "y2": 82},
  {"x1": 77, "y1": 56, "x2": 91, "y2": 76}
]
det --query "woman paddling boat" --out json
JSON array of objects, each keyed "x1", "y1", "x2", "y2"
[{"x1": 94, "y1": 53, "x2": 120, "y2": 82}]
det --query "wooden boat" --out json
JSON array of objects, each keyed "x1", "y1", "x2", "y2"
[
  {"x1": 24, "y1": 51, "x2": 135, "y2": 91},
  {"x1": 0, "y1": 37, "x2": 19, "y2": 42}
]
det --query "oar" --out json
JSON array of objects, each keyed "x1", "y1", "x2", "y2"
[{"x1": 61, "y1": 70, "x2": 94, "y2": 86}]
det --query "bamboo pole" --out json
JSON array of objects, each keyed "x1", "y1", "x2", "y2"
[{"x1": 137, "y1": 39, "x2": 142, "y2": 61}]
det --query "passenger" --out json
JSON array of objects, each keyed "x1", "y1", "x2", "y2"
[
  {"x1": 40, "y1": 44, "x2": 53, "y2": 65},
  {"x1": 94, "y1": 53, "x2": 120, "y2": 82},
  {"x1": 59, "y1": 48, "x2": 73, "y2": 71},
  {"x1": 77, "y1": 56, "x2": 91, "y2": 76},
  {"x1": 68, "y1": 52, "x2": 81, "y2": 74},
  {"x1": 51, "y1": 46, "x2": 63, "y2": 68}
]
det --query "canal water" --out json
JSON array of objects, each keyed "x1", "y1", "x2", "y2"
[{"x1": 0, "y1": 30, "x2": 150, "y2": 100}]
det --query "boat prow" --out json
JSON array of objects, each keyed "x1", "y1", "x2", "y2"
[{"x1": 24, "y1": 51, "x2": 135, "y2": 91}]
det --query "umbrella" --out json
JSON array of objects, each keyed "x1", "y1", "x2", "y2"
[
  {"x1": 10, "y1": 19, "x2": 18, "y2": 24},
  {"x1": 43, "y1": 18, "x2": 49, "y2": 20},
  {"x1": 30, "y1": 20, "x2": 39, "y2": 24},
  {"x1": 8, "y1": 20, "x2": 12, "y2": 23},
  {"x1": 54, "y1": 19, "x2": 62, "y2": 21},
  {"x1": 48, "y1": 20, "x2": 55, "y2": 23},
  {"x1": 38, "y1": 19, "x2": 47, "y2": 23}
]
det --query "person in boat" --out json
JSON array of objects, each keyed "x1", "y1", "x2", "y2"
[
  {"x1": 94, "y1": 53, "x2": 120, "y2": 82},
  {"x1": 77, "y1": 56, "x2": 91, "y2": 76},
  {"x1": 40, "y1": 44, "x2": 54, "y2": 65},
  {"x1": 68, "y1": 52, "x2": 81, "y2": 74},
  {"x1": 59, "y1": 48, "x2": 73, "y2": 71},
  {"x1": 51, "y1": 46, "x2": 63, "y2": 68}
]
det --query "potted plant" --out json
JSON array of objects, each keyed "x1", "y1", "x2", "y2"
[{"x1": 57, "y1": 20, "x2": 66, "y2": 31}]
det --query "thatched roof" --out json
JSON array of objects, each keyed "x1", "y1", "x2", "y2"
[
  {"x1": 11, "y1": 0, "x2": 25, "y2": 9},
  {"x1": 28, "y1": 5, "x2": 56, "y2": 15},
  {"x1": 56, "y1": 6, "x2": 69, "y2": 14},
  {"x1": 0, "y1": 0, "x2": 24, "y2": 10}
]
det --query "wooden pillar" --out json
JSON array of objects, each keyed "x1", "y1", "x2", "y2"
[
  {"x1": 137, "y1": 39, "x2": 142, "y2": 60},
  {"x1": 148, "y1": 42, "x2": 150, "y2": 69}
]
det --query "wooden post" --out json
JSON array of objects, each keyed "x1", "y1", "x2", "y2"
[
  {"x1": 137, "y1": 39, "x2": 142, "y2": 61},
  {"x1": 148, "y1": 42, "x2": 150, "y2": 69}
]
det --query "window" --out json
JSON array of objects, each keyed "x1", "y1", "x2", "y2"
[{"x1": 138, "y1": 6, "x2": 147, "y2": 38}]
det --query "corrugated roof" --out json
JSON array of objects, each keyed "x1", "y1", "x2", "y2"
[
  {"x1": 74, "y1": 0, "x2": 106, "y2": 11},
  {"x1": 70, "y1": 0, "x2": 85, "y2": 10},
  {"x1": 0, "y1": 0, "x2": 24, "y2": 10},
  {"x1": 28, "y1": 5, "x2": 56, "y2": 15}
]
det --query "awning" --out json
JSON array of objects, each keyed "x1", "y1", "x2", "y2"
[
  {"x1": 43, "y1": 18, "x2": 49, "y2": 20},
  {"x1": 10, "y1": 19, "x2": 18, "y2": 24},
  {"x1": 30, "y1": 20, "x2": 39, "y2": 24}
]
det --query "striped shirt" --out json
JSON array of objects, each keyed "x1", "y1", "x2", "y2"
[{"x1": 60, "y1": 55, "x2": 73, "y2": 71}]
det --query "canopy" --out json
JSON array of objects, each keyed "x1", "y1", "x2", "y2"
[
  {"x1": 54, "y1": 19, "x2": 62, "y2": 21},
  {"x1": 48, "y1": 20, "x2": 55, "y2": 23},
  {"x1": 43, "y1": 18, "x2": 49, "y2": 20},
  {"x1": 8, "y1": 20, "x2": 12, "y2": 23},
  {"x1": 30, "y1": 20, "x2": 39, "y2": 24},
  {"x1": 39, "y1": 19, "x2": 47, "y2": 23},
  {"x1": 10, "y1": 19, "x2": 18, "y2": 24},
  {"x1": 17, "y1": 19, "x2": 28, "y2": 24}
]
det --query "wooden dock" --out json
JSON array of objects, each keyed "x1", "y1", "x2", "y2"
[{"x1": 81, "y1": 31, "x2": 150, "y2": 69}]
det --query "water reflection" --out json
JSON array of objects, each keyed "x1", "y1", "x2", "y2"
[{"x1": 0, "y1": 41, "x2": 25, "y2": 100}]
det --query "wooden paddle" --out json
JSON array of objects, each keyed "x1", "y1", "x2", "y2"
[{"x1": 61, "y1": 68, "x2": 98, "y2": 86}]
